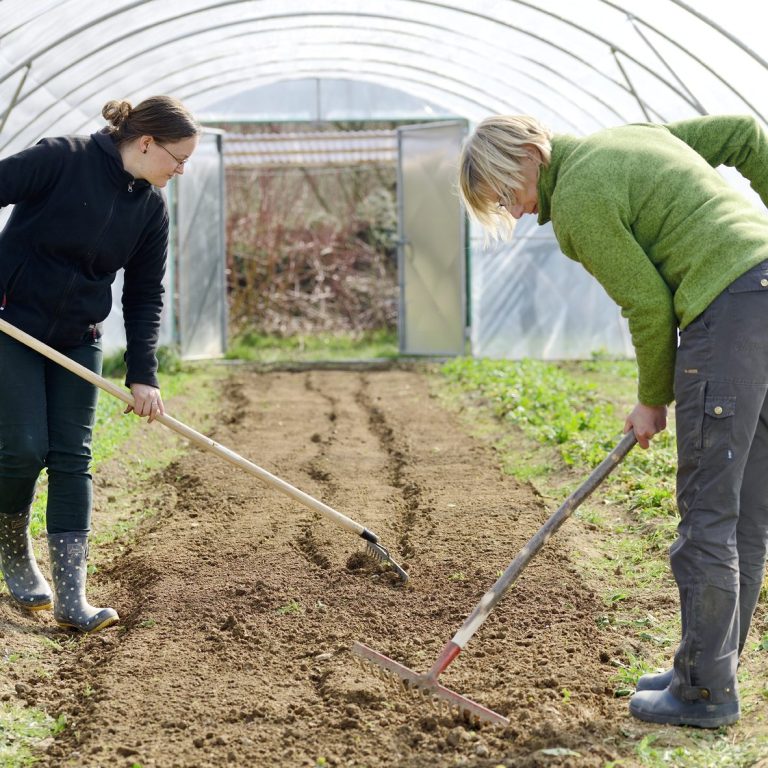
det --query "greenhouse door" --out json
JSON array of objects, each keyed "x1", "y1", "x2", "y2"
[
  {"x1": 176, "y1": 131, "x2": 227, "y2": 359},
  {"x1": 397, "y1": 121, "x2": 467, "y2": 355}
]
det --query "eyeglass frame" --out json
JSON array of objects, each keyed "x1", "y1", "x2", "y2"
[{"x1": 155, "y1": 141, "x2": 190, "y2": 168}]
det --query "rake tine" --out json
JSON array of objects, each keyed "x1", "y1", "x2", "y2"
[
  {"x1": 364, "y1": 537, "x2": 409, "y2": 583},
  {"x1": 352, "y1": 642, "x2": 509, "y2": 727}
]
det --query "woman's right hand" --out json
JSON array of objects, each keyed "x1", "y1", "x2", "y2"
[
  {"x1": 125, "y1": 383, "x2": 165, "y2": 423},
  {"x1": 624, "y1": 402, "x2": 667, "y2": 449}
]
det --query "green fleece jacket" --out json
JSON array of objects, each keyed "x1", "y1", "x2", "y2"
[{"x1": 536, "y1": 115, "x2": 768, "y2": 405}]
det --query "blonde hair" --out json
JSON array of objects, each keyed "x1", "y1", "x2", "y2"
[
  {"x1": 458, "y1": 115, "x2": 552, "y2": 240},
  {"x1": 102, "y1": 95, "x2": 200, "y2": 146}
]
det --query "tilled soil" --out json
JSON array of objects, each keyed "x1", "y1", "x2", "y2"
[{"x1": 9, "y1": 369, "x2": 648, "y2": 766}]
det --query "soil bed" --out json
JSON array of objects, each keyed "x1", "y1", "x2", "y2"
[{"x1": 5, "y1": 369, "x2": 686, "y2": 766}]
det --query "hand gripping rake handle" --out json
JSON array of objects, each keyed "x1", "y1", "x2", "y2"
[
  {"x1": 0, "y1": 318, "x2": 408, "y2": 582},
  {"x1": 425, "y1": 430, "x2": 637, "y2": 681}
]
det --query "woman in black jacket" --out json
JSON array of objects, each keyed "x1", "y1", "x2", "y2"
[{"x1": 0, "y1": 95, "x2": 199, "y2": 632}]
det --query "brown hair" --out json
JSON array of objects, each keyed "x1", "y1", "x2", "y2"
[
  {"x1": 458, "y1": 115, "x2": 552, "y2": 239},
  {"x1": 102, "y1": 95, "x2": 200, "y2": 146}
]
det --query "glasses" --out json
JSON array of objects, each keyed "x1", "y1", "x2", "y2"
[{"x1": 155, "y1": 142, "x2": 189, "y2": 169}]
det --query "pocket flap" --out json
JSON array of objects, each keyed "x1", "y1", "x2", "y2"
[{"x1": 705, "y1": 396, "x2": 736, "y2": 418}]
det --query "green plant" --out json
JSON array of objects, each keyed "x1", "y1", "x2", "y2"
[
  {"x1": 226, "y1": 328, "x2": 398, "y2": 363},
  {"x1": 277, "y1": 600, "x2": 303, "y2": 615},
  {"x1": 0, "y1": 704, "x2": 65, "y2": 767}
]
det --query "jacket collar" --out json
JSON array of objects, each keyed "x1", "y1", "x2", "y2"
[
  {"x1": 537, "y1": 134, "x2": 581, "y2": 225},
  {"x1": 91, "y1": 129, "x2": 151, "y2": 191}
]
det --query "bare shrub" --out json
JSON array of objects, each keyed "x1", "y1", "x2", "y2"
[{"x1": 226, "y1": 163, "x2": 398, "y2": 336}]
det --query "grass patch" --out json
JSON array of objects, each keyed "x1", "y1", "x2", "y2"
[
  {"x1": 0, "y1": 704, "x2": 66, "y2": 767},
  {"x1": 225, "y1": 328, "x2": 398, "y2": 363}
]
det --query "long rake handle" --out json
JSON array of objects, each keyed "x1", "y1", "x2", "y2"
[
  {"x1": 0, "y1": 317, "x2": 367, "y2": 537},
  {"x1": 427, "y1": 431, "x2": 637, "y2": 679}
]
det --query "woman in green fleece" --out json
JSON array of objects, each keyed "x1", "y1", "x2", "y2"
[{"x1": 459, "y1": 114, "x2": 768, "y2": 728}]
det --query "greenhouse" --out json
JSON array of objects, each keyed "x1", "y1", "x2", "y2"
[
  {"x1": 2, "y1": 0, "x2": 766, "y2": 360},
  {"x1": 3, "y1": 4, "x2": 768, "y2": 767}
]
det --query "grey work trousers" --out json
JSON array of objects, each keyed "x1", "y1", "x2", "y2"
[{"x1": 671, "y1": 259, "x2": 768, "y2": 704}]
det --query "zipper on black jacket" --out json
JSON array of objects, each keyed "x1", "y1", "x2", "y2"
[{"x1": 128, "y1": 180, "x2": 134, "y2": 192}]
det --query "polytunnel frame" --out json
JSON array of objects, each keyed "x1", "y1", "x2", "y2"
[
  {"x1": 2, "y1": 0, "x2": 767, "y2": 149},
  {"x1": 2, "y1": 1, "x2": 767, "y2": 362}
]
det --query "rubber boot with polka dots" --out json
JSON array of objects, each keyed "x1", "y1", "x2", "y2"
[
  {"x1": 47, "y1": 531, "x2": 118, "y2": 633},
  {"x1": 0, "y1": 507, "x2": 52, "y2": 611}
]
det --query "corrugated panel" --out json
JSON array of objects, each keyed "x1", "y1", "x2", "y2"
[{"x1": 224, "y1": 129, "x2": 397, "y2": 167}]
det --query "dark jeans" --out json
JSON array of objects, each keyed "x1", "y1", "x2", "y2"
[
  {"x1": 0, "y1": 333, "x2": 101, "y2": 533},
  {"x1": 671, "y1": 259, "x2": 768, "y2": 703}
]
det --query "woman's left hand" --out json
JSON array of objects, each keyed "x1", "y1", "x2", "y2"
[{"x1": 125, "y1": 383, "x2": 165, "y2": 423}]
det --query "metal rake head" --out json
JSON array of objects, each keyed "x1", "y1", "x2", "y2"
[
  {"x1": 351, "y1": 641, "x2": 509, "y2": 727},
  {"x1": 365, "y1": 541, "x2": 409, "y2": 583}
]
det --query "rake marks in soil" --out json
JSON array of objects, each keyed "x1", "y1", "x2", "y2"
[{"x1": 16, "y1": 369, "x2": 647, "y2": 767}]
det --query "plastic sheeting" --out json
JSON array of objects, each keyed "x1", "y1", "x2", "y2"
[
  {"x1": 470, "y1": 219, "x2": 634, "y2": 359},
  {"x1": 397, "y1": 121, "x2": 467, "y2": 355},
  {"x1": 2, "y1": 1, "x2": 766, "y2": 155},
  {"x1": 2, "y1": 1, "x2": 767, "y2": 360}
]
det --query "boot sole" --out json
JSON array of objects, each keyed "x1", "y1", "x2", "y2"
[
  {"x1": 630, "y1": 704, "x2": 740, "y2": 729},
  {"x1": 56, "y1": 615, "x2": 119, "y2": 634},
  {"x1": 10, "y1": 597, "x2": 53, "y2": 611}
]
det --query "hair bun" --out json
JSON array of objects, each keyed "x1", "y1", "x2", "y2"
[{"x1": 102, "y1": 99, "x2": 132, "y2": 129}]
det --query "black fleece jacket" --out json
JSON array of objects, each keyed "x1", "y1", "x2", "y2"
[{"x1": 0, "y1": 129, "x2": 169, "y2": 387}]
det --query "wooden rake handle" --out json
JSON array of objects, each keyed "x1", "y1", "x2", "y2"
[
  {"x1": 451, "y1": 430, "x2": 637, "y2": 651},
  {"x1": 0, "y1": 317, "x2": 368, "y2": 537}
]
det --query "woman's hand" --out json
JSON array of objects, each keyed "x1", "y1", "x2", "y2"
[
  {"x1": 624, "y1": 402, "x2": 667, "y2": 449},
  {"x1": 125, "y1": 383, "x2": 165, "y2": 423}
]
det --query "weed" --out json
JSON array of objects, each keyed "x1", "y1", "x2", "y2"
[
  {"x1": 612, "y1": 652, "x2": 655, "y2": 689},
  {"x1": 448, "y1": 571, "x2": 467, "y2": 581},
  {"x1": 277, "y1": 600, "x2": 303, "y2": 615}
]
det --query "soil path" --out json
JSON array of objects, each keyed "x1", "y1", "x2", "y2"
[{"x1": 30, "y1": 369, "x2": 638, "y2": 766}]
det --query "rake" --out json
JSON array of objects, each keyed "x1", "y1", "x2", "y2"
[
  {"x1": 353, "y1": 431, "x2": 637, "y2": 724},
  {"x1": 0, "y1": 318, "x2": 408, "y2": 583}
]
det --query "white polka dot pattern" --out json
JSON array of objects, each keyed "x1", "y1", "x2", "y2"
[
  {"x1": 47, "y1": 531, "x2": 118, "y2": 633},
  {"x1": 0, "y1": 507, "x2": 52, "y2": 610}
]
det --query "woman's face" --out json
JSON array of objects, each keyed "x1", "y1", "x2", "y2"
[
  {"x1": 140, "y1": 135, "x2": 199, "y2": 187},
  {"x1": 497, "y1": 151, "x2": 541, "y2": 219}
]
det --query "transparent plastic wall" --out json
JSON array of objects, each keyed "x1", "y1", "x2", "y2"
[
  {"x1": 2, "y1": 0, "x2": 767, "y2": 364},
  {"x1": 397, "y1": 121, "x2": 467, "y2": 356},
  {"x1": 176, "y1": 132, "x2": 227, "y2": 360},
  {"x1": 470, "y1": 217, "x2": 633, "y2": 360}
]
